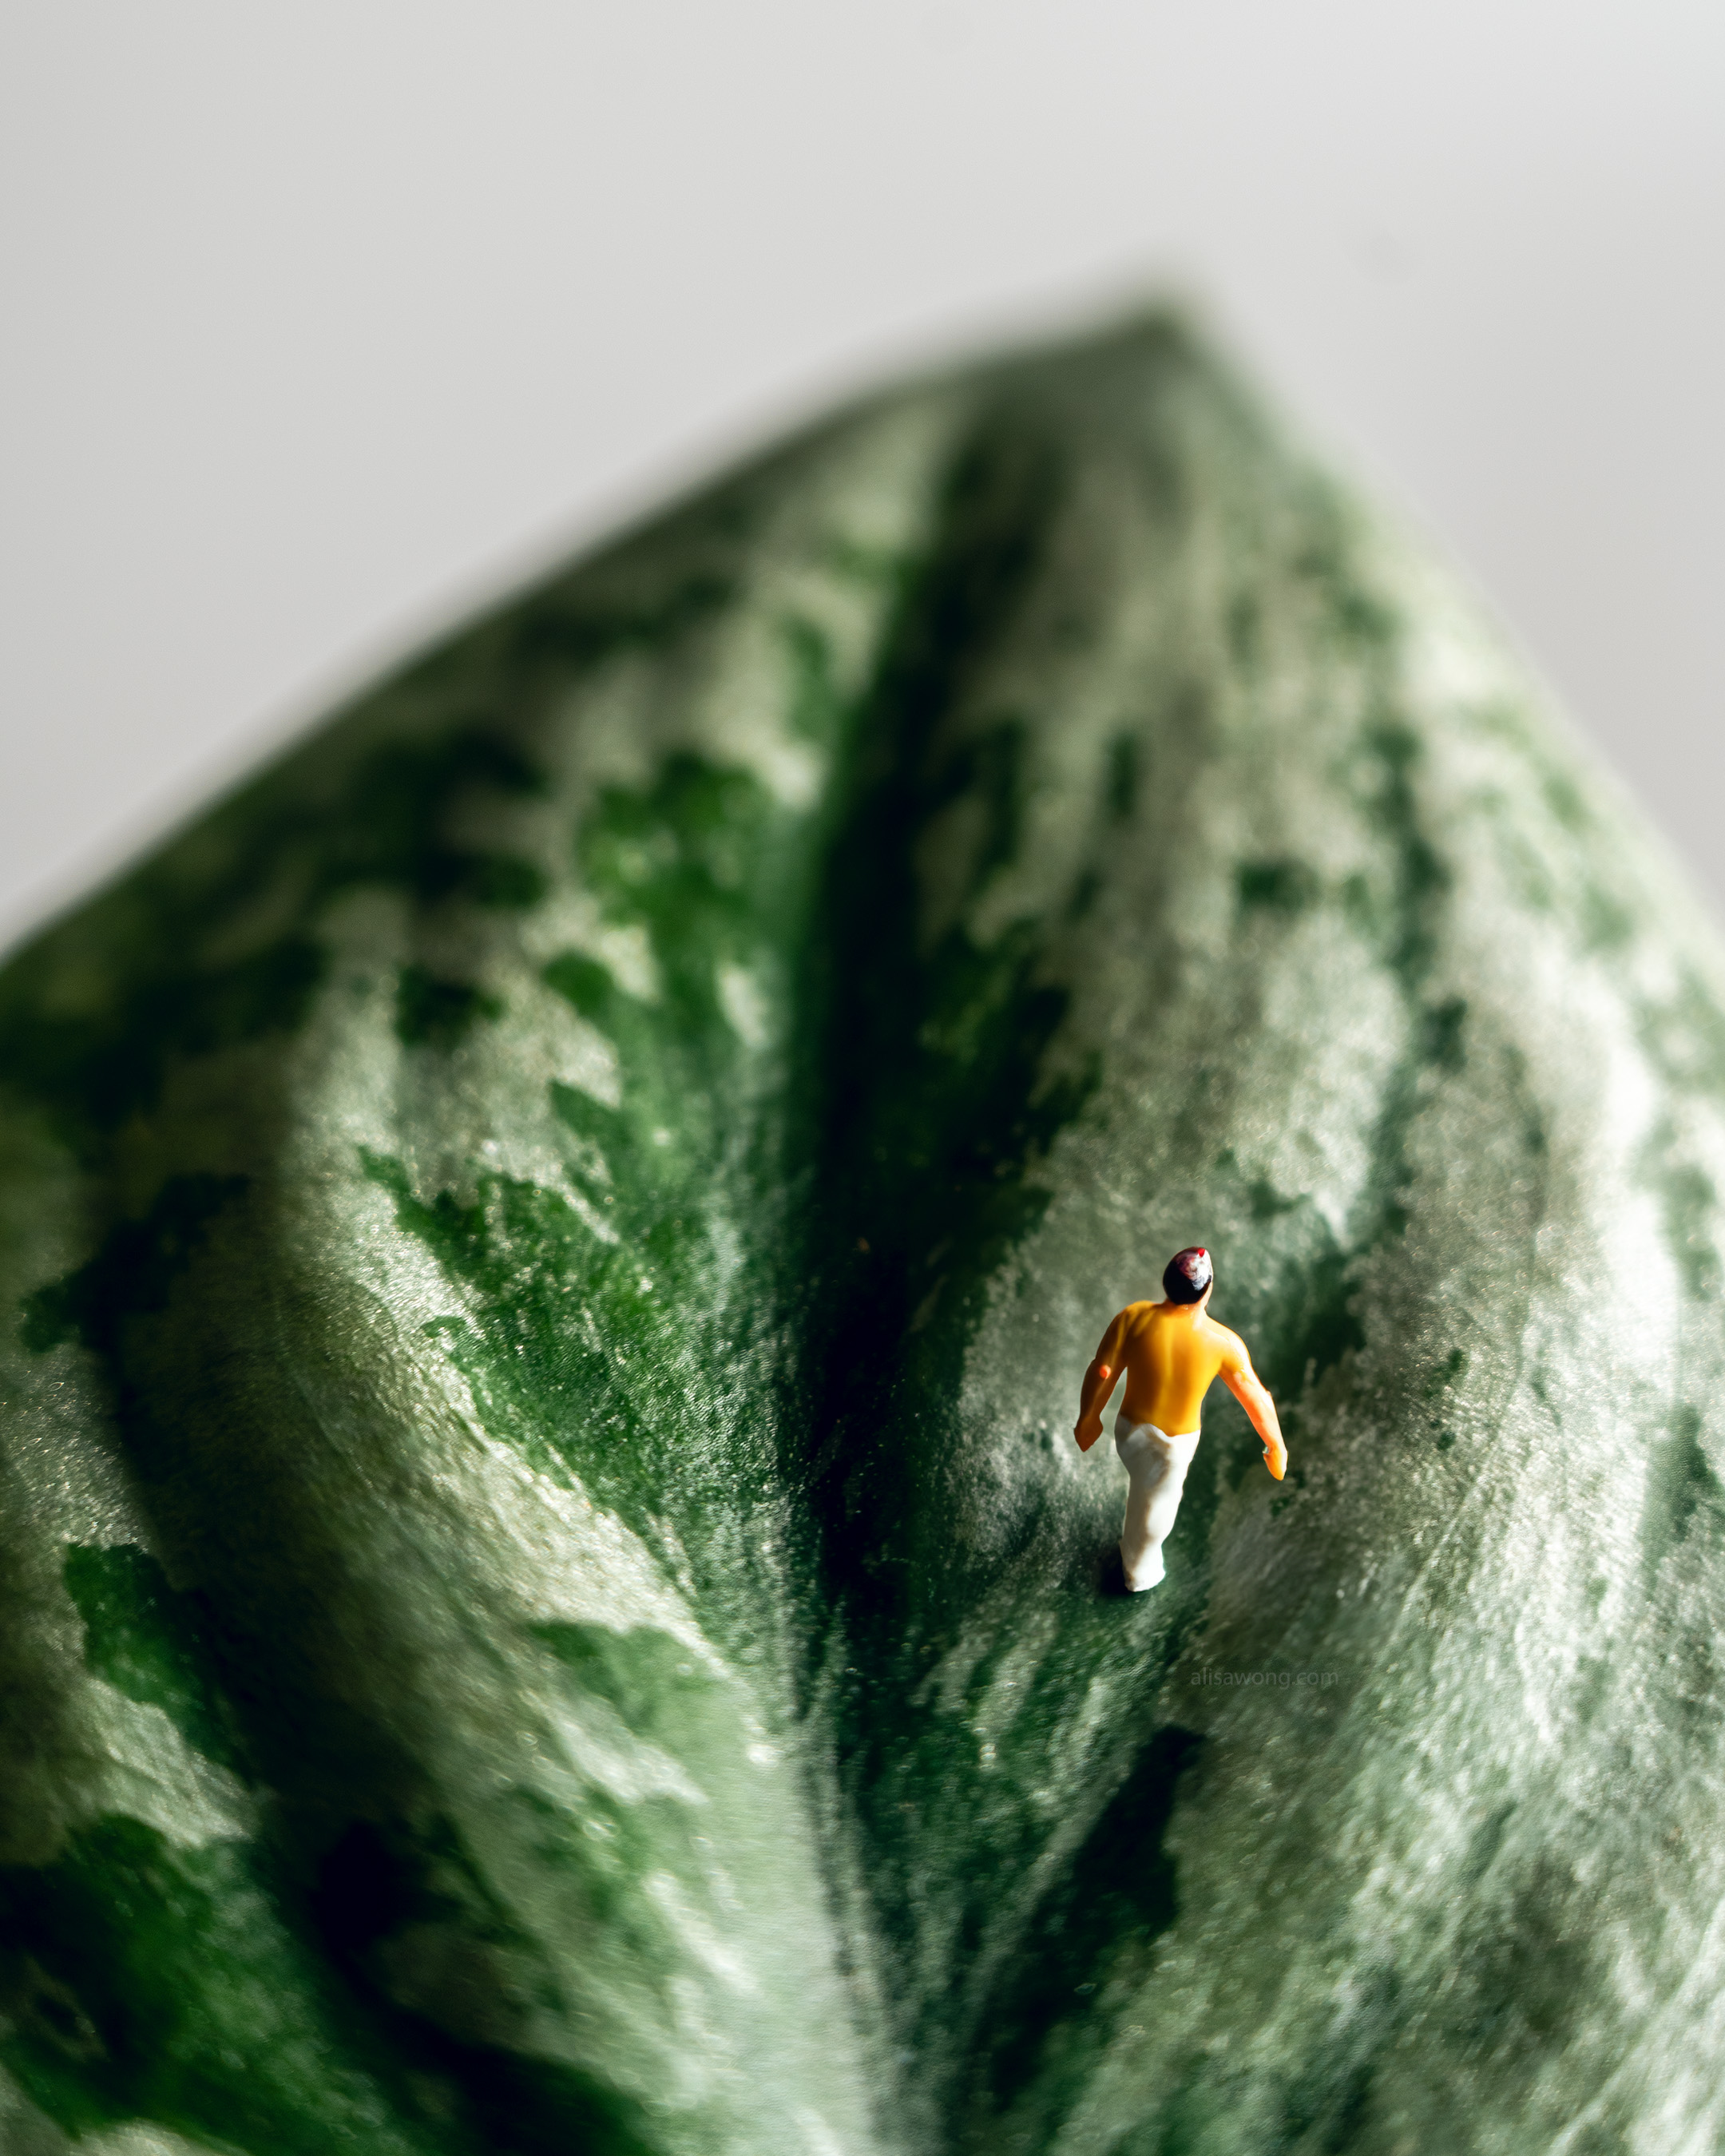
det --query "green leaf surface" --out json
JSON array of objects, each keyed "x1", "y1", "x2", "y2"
[{"x1": 2, "y1": 312, "x2": 1723, "y2": 2155}]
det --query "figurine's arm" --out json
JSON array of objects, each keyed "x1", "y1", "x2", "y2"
[
  {"x1": 1220, "y1": 1345, "x2": 1287, "y2": 1480},
  {"x1": 1073, "y1": 1313, "x2": 1129, "y2": 1452}
]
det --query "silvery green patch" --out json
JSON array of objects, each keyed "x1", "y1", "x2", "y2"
[{"x1": 2, "y1": 315, "x2": 1723, "y2": 2156}]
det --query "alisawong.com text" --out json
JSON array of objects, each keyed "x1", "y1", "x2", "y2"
[{"x1": 1188, "y1": 1667, "x2": 1339, "y2": 1689}]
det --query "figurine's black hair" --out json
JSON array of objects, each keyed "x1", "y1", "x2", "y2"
[{"x1": 1163, "y1": 1246, "x2": 1213, "y2": 1304}]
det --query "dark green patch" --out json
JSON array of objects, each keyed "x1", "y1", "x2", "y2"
[
  {"x1": 781, "y1": 615, "x2": 848, "y2": 749},
  {"x1": 1362, "y1": 722, "x2": 1449, "y2": 985},
  {"x1": 395, "y1": 966, "x2": 503, "y2": 1051},
  {"x1": 62, "y1": 1544, "x2": 244, "y2": 1774},
  {"x1": 580, "y1": 752, "x2": 783, "y2": 1041},
  {"x1": 1643, "y1": 1137, "x2": 1723, "y2": 1302},
  {"x1": 465, "y1": 856, "x2": 549, "y2": 910},
  {"x1": 307, "y1": 1813, "x2": 661, "y2": 2156},
  {"x1": 548, "y1": 1073, "x2": 622, "y2": 1145},
  {"x1": 1275, "y1": 2031, "x2": 1383, "y2": 2154},
  {"x1": 1461, "y1": 1800, "x2": 1515, "y2": 1886},
  {"x1": 20, "y1": 1173, "x2": 248, "y2": 1357},
  {"x1": 318, "y1": 732, "x2": 547, "y2": 905},
  {"x1": 1067, "y1": 865, "x2": 1103, "y2": 921},
  {"x1": 1451, "y1": 1854, "x2": 1596, "y2": 2055},
  {"x1": 1419, "y1": 997, "x2": 1468, "y2": 1072},
  {"x1": 427, "y1": 2049, "x2": 659, "y2": 2156},
  {"x1": 0, "y1": 939, "x2": 324, "y2": 1151},
  {"x1": 356, "y1": 1157, "x2": 644, "y2": 1499},
  {"x1": 1237, "y1": 858, "x2": 1319, "y2": 915},
  {"x1": 933, "y1": 716, "x2": 1032, "y2": 905},
  {"x1": 1226, "y1": 590, "x2": 1260, "y2": 668},
  {"x1": 1289, "y1": 500, "x2": 1398, "y2": 651},
  {"x1": 0, "y1": 1816, "x2": 449, "y2": 2154},
  {"x1": 1580, "y1": 882, "x2": 1634, "y2": 953},
  {"x1": 506, "y1": 570, "x2": 736, "y2": 677},
  {"x1": 1543, "y1": 771, "x2": 1589, "y2": 833},
  {"x1": 1668, "y1": 1406, "x2": 1718, "y2": 1539},
  {"x1": 542, "y1": 951, "x2": 623, "y2": 1028},
  {"x1": 0, "y1": 725, "x2": 548, "y2": 1159},
  {"x1": 1639, "y1": 971, "x2": 1725, "y2": 1097},
  {"x1": 1106, "y1": 732, "x2": 1140, "y2": 822},
  {"x1": 533, "y1": 1623, "x2": 723, "y2": 1746},
  {"x1": 1338, "y1": 869, "x2": 1390, "y2": 943},
  {"x1": 1642, "y1": 1405, "x2": 1722, "y2": 1575},
  {"x1": 976, "y1": 1726, "x2": 1203, "y2": 2122},
  {"x1": 1250, "y1": 1225, "x2": 1366, "y2": 1409},
  {"x1": 824, "y1": 535, "x2": 917, "y2": 593},
  {"x1": 1113, "y1": 2061, "x2": 1253, "y2": 2156}
]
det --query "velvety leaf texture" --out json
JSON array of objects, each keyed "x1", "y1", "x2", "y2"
[{"x1": 2, "y1": 314, "x2": 1723, "y2": 2156}]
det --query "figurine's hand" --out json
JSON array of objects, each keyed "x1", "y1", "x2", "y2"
[{"x1": 1264, "y1": 1441, "x2": 1287, "y2": 1481}]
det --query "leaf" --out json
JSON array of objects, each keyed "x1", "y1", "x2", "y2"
[{"x1": 2, "y1": 312, "x2": 1724, "y2": 2154}]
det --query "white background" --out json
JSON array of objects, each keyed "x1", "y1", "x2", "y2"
[{"x1": 3, "y1": 2, "x2": 1721, "y2": 952}]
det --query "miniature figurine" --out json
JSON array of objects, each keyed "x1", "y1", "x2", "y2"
[{"x1": 1073, "y1": 1247, "x2": 1287, "y2": 1591}]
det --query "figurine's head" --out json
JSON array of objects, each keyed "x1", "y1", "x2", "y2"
[{"x1": 1162, "y1": 1246, "x2": 1213, "y2": 1305}]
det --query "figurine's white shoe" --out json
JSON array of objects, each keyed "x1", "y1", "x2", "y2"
[{"x1": 1122, "y1": 1543, "x2": 1165, "y2": 1591}]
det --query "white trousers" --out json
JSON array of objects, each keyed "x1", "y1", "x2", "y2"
[{"x1": 1115, "y1": 1413, "x2": 1202, "y2": 1591}]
